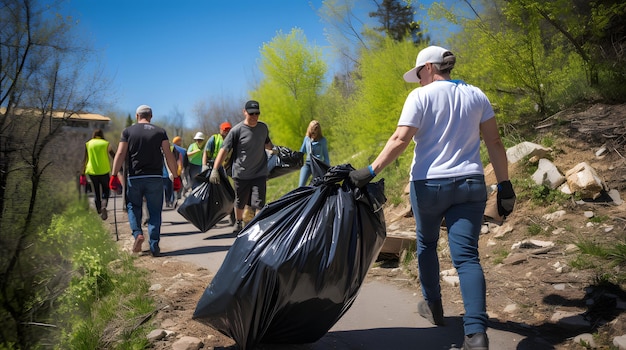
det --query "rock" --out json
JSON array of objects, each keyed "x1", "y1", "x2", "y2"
[
  {"x1": 584, "y1": 211, "x2": 594, "y2": 218},
  {"x1": 504, "y1": 304, "x2": 517, "y2": 313},
  {"x1": 609, "y1": 189, "x2": 624, "y2": 205},
  {"x1": 492, "y1": 223, "x2": 513, "y2": 238},
  {"x1": 573, "y1": 333, "x2": 596, "y2": 348},
  {"x1": 442, "y1": 275, "x2": 460, "y2": 286},
  {"x1": 440, "y1": 268, "x2": 457, "y2": 276},
  {"x1": 503, "y1": 253, "x2": 527, "y2": 265},
  {"x1": 506, "y1": 141, "x2": 552, "y2": 164},
  {"x1": 147, "y1": 329, "x2": 166, "y2": 342},
  {"x1": 542, "y1": 210, "x2": 566, "y2": 221},
  {"x1": 614, "y1": 334, "x2": 626, "y2": 350},
  {"x1": 565, "y1": 162, "x2": 605, "y2": 199},
  {"x1": 172, "y1": 336, "x2": 203, "y2": 350},
  {"x1": 531, "y1": 158, "x2": 565, "y2": 189}
]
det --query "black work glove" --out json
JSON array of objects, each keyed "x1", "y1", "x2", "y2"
[
  {"x1": 348, "y1": 166, "x2": 375, "y2": 188},
  {"x1": 497, "y1": 180, "x2": 516, "y2": 217}
]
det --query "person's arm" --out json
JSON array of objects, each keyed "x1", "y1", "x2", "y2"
[
  {"x1": 111, "y1": 141, "x2": 128, "y2": 176},
  {"x1": 162, "y1": 140, "x2": 178, "y2": 177},
  {"x1": 202, "y1": 136, "x2": 215, "y2": 166},
  {"x1": 82, "y1": 145, "x2": 88, "y2": 174},
  {"x1": 108, "y1": 144, "x2": 116, "y2": 159},
  {"x1": 322, "y1": 137, "x2": 330, "y2": 164},
  {"x1": 187, "y1": 143, "x2": 202, "y2": 157},
  {"x1": 299, "y1": 137, "x2": 307, "y2": 154},
  {"x1": 175, "y1": 149, "x2": 183, "y2": 176},
  {"x1": 349, "y1": 125, "x2": 416, "y2": 187},
  {"x1": 209, "y1": 147, "x2": 227, "y2": 184},
  {"x1": 481, "y1": 117, "x2": 515, "y2": 217},
  {"x1": 480, "y1": 118, "x2": 509, "y2": 183},
  {"x1": 370, "y1": 125, "x2": 417, "y2": 175}
]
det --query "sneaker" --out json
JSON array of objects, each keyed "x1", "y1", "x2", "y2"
[
  {"x1": 417, "y1": 299, "x2": 445, "y2": 326},
  {"x1": 462, "y1": 333, "x2": 488, "y2": 350},
  {"x1": 233, "y1": 220, "x2": 243, "y2": 234},
  {"x1": 151, "y1": 247, "x2": 161, "y2": 257},
  {"x1": 100, "y1": 208, "x2": 108, "y2": 220},
  {"x1": 133, "y1": 234, "x2": 144, "y2": 253}
]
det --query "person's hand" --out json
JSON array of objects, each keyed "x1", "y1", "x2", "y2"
[
  {"x1": 348, "y1": 165, "x2": 375, "y2": 188},
  {"x1": 209, "y1": 168, "x2": 220, "y2": 184},
  {"x1": 109, "y1": 175, "x2": 122, "y2": 192},
  {"x1": 201, "y1": 164, "x2": 209, "y2": 172},
  {"x1": 497, "y1": 180, "x2": 516, "y2": 217},
  {"x1": 79, "y1": 175, "x2": 87, "y2": 186},
  {"x1": 271, "y1": 146, "x2": 279, "y2": 155},
  {"x1": 168, "y1": 173, "x2": 174, "y2": 181},
  {"x1": 173, "y1": 177, "x2": 182, "y2": 192}
]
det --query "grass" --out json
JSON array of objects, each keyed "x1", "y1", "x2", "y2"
[{"x1": 44, "y1": 202, "x2": 155, "y2": 349}]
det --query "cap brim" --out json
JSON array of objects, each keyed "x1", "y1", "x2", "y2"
[
  {"x1": 246, "y1": 109, "x2": 260, "y2": 114},
  {"x1": 403, "y1": 66, "x2": 421, "y2": 83}
]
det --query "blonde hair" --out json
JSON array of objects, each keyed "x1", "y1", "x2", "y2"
[{"x1": 306, "y1": 120, "x2": 323, "y2": 140}]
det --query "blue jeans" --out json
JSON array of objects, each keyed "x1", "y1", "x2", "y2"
[
  {"x1": 163, "y1": 177, "x2": 173, "y2": 205},
  {"x1": 126, "y1": 177, "x2": 163, "y2": 254},
  {"x1": 409, "y1": 175, "x2": 488, "y2": 335},
  {"x1": 298, "y1": 162, "x2": 312, "y2": 187}
]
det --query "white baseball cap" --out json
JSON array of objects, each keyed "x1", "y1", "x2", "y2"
[
  {"x1": 403, "y1": 46, "x2": 455, "y2": 83},
  {"x1": 135, "y1": 104, "x2": 152, "y2": 115},
  {"x1": 193, "y1": 132, "x2": 205, "y2": 140}
]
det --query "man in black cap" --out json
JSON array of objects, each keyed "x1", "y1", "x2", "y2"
[{"x1": 209, "y1": 100, "x2": 277, "y2": 234}]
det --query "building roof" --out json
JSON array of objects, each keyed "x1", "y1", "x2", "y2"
[{"x1": 0, "y1": 107, "x2": 110, "y2": 121}]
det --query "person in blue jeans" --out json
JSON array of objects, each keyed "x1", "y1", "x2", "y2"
[
  {"x1": 110, "y1": 105, "x2": 179, "y2": 257},
  {"x1": 298, "y1": 120, "x2": 330, "y2": 187},
  {"x1": 348, "y1": 46, "x2": 516, "y2": 350}
]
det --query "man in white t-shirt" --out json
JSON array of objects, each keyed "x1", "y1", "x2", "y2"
[{"x1": 349, "y1": 46, "x2": 516, "y2": 350}]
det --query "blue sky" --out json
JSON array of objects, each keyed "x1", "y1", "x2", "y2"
[
  {"x1": 60, "y1": 0, "x2": 346, "y2": 123},
  {"x1": 59, "y1": 0, "x2": 448, "y2": 125}
]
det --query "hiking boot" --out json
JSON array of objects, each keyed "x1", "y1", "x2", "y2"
[
  {"x1": 133, "y1": 234, "x2": 144, "y2": 253},
  {"x1": 462, "y1": 333, "x2": 488, "y2": 350},
  {"x1": 233, "y1": 220, "x2": 243, "y2": 234},
  {"x1": 417, "y1": 299, "x2": 445, "y2": 326},
  {"x1": 100, "y1": 208, "x2": 108, "y2": 220}
]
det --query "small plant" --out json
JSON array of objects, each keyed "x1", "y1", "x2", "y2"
[
  {"x1": 527, "y1": 223, "x2": 543, "y2": 236},
  {"x1": 575, "y1": 239, "x2": 608, "y2": 258},
  {"x1": 491, "y1": 248, "x2": 509, "y2": 265},
  {"x1": 588, "y1": 215, "x2": 609, "y2": 223}
]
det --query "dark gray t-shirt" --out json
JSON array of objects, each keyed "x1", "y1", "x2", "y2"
[
  {"x1": 222, "y1": 121, "x2": 271, "y2": 180},
  {"x1": 121, "y1": 123, "x2": 168, "y2": 178}
]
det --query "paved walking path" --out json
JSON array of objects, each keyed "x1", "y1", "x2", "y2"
[{"x1": 110, "y1": 195, "x2": 539, "y2": 349}]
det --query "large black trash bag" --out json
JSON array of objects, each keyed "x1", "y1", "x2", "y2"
[
  {"x1": 177, "y1": 169, "x2": 234, "y2": 232},
  {"x1": 192, "y1": 164, "x2": 387, "y2": 350},
  {"x1": 267, "y1": 145, "x2": 304, "y2": 179},
  {"x1": 308, "y1": 155, "x2": 330, "y2": 186}
]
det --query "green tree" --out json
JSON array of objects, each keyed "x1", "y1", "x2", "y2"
[
  {"x1": 369, "y1": 0, "x2": 423, "y2": 43},
  {"x1": 252, "y1": 28, "x2": 327, "y2": 148},
  {"x1": 430, "y1": 0, "x2": 626, "y2": 120},
  {"x1": 336, "y1": 37, "x2": 418, "y2": 161},
  {"x1": 0, "y1": 0, "x2": 106, "y2": 347}
]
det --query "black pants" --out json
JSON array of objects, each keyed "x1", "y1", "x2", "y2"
[{"x1": 88, "y1": 173, "x2": 110, "y2": 213}]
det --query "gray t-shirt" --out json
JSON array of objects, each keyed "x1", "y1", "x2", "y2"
[{"x1": 222, "y1": 121, "x2": 271, "y2": 180}]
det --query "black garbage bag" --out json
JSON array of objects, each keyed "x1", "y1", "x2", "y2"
[
  {"x1": 192, "y1": 164, "x2": 386, "y2": 350},
  {"x1": 267, "y1": 145, "x2": 304, "y2": 179},
  {"x1": 308, "y1": 155, "x2": 331, "y2": 186},
  {"x1": 177, "y1": 169, "x2": 235, "y2": 232}
]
